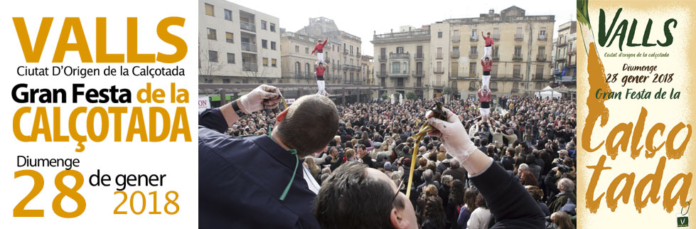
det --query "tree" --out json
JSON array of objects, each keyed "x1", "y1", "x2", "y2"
[
  {"x1": 406, "y1": 91, "x2": 417, "y2": 100},
  {"x1": 381, "y1": 92, "x2": 389, "y2": 100}
]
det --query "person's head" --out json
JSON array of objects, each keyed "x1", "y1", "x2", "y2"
[
  {"x1": 317, "y1": 39, "x2": 323, "y2": 44},
  {"x1": 519, "y1": 170, "x2": 538, "y2": 186},
  {"x1": 449, "y1": 179, "x2": 464, "y2": 204},
  {"x1": 441, "y1": 175, "x2": 453, "y2": 187},
  {"x1": 525, "y1": 155, "x2": 536, "y2": 165},
  {"x1": 475, "y1": 193, "x2": 488, "y2": 209},
  {"x1": 439, "y1": 144, "x2": 446, "y2": 152},
  {"x1": 518, "y1": 163, "x2": 529, "y2": 173},
  {"x1": 558, "y1": 150, "x2": 568, "y2": 159},
  {"x1": 356, "y1": 144, "x2": 366, "y2": 157},
  {"x1": 463, "y1": 188, "x2": 477, "y2": 212},
  {"x1": 418, "y1": 157, "x2": 428, "y2": 169},
  {"x1": 450, "y1": 159, "x2": 460, "y2": 169},
  {"x1": 484, "y1": 57, "x2": 490, "y2": 63},
  {"x1": 423, "y1": 169, "x2": 434, "y2": 182},
  {"x1": 486, "y1": 32, "x2": 491, "y2": 37},
  {"x1": 330, "y1": 147, "x2": 338, "y2": 157},
  {"x1": 557, "y1": 178, "x2": 575, "y2": 192},
  {"x1": 345, "y1": 149, "x2": 355, "y2": 160},
  {"x1": 525, "y1": 185, "x2": 544, "y2": 203},
  {"x1": 506, "y1": 148, "x2": 515, "y2": 157},
  {"x1": 424, "y1": 184, "x2": 438, "y2": 197},
  {"x1": 551, "y1": 211, "x2": 574, "y2": 229},
  {"x1": 276, "y1": 95, "x2": 339, "y2": 157},
  {"x1": 314, "y1": 162, "x2": 418, "y2": 229}
]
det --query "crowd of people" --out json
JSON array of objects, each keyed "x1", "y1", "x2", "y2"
[
  {"x1": 198, "y1": 81, "x2": 578, "y2": 229},
  {"x1": 213, "y1": 84, "x2": 577, "y2": 229}
]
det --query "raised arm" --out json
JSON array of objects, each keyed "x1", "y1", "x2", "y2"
[{"x1": 200, "y1": 85, "x2": 282, "y2": 133}]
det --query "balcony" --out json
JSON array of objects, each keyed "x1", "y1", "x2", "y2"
[
  {"x1": 514, "y1": 34, "x2": 523, "y2": 41},
  {"x1": 557, "y1": 40, "x2": 568, "y2": 47},
  {"x1": 490, "y1": 86, "x2": 498, "y2": 92},
  {"x1": 511, "y1": 88, "x2": 520, "y2": 93},
  {"x1": 470, "y1": 35, "x2": 478, "y2": 42},
  {"x1": 494, "y1": 74, "x2": 523, "y2": 81},
  {"x1": 356, "y1": 52, "x2": 361, "y2": 57},
  {"x1": 243, "y1": 63, "x2": 258, "y2": 72},
  {"x1": 434, "y1": 67, "x2": 444, "y2": 74},
  {"x1": 379, "y1": 55, "x2": 387, "y2": 62},
  {"x1": 389, "y1": 52, "x2": 411, "y2": 59},
  {"x1": 538, "y1": 34, "x2": 547, "y2": 40},
  {"x1": 533, "y1": 75, "x2": 546, "y2": 81},
  {"x1": 513, "y1": 54, "x2": 523, "y2": 62},
  {"x1": 343, "y1": 49, "x2": 349, "y2": 55},
  {"x1": 556, "y1": 75, "x2": 576, "y2": 82},
  {"x1": 413, "y1": 70, "x2": 425, "y2": 77},
  {"x1": 452, "y1": 36, "x2": 460, "y2": 43},
  {"x1": 492, "y1": 54, "x2": 500, "y2": 61},
  {"x1": 377, "y1": 71, "x2": 388, "y2": 78},
  {"x1": 556, "y1": 56, "x2": 567, "y2": 62},
  {"x1": 536, "y1": 54, "x2": 546, "y2": 62},
  {"x1": 492, "y1": 34, "x2": 500, "y2": 41},
  {"x1": 469, "y1": 52, "x2": 478, "y2": 59},
  {"x1": 395, "y1": 82, "x2": 405, "y2": 89},
  {"x1": 390, "y1": 71, "x2": 410, "y2": 78},
  {"x1": 241, "y1": 42, "x2": 257, "y2": 52},
  {"x1": 451, "y1": 50, "x2": 460, "y2": 58},
  {"x1": 413, "y1": 82, "x2": 424, "y2": 88},
  {"x1": 240, "y1": 22, "x2": 256, "y2": 32},
  {"x1": 415, "y1": 53, "x2": 424, "y2": 60},
  {"x1": 373, "y1": 29, "x2": 431, "y2": 44}
]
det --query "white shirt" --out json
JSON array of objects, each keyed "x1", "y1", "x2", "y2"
[
  {"x1": 302, "y1": 166, "x2": 320, "y2": 194},
  {"x1": 467, "y1": 207, "x2": 491, "y2": 229}
]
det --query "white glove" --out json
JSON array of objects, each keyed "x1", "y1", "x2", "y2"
[
  {"x1": 426, "y1": 108, "x2": 477, "y2": 163},
  {"x1": 239, "y1": 84, "x2": 283, "y2": 114}
]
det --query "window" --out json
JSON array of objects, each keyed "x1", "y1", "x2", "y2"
[
  {"x1": 226, "y1": 53, "x2": 234, "y2": 64},
  {"x1": 270, "y1": 23, "x2": 276, "y2": 32},
  {"x1": 437, "y1": 47, "x2": 443, "y2": 59},
  {"x1": 453, "y1": 30, "x2": 459, "y2": 40},
  {"x1": 469, "y1": 81, "x2": 476, "y2": 89},
  {"x1": 272, "y1": 59, "x2": 277, "y2": 67},
  {"x1": 470, "y1": 46, "x2": 477, "y2": 54},
  {"x1": 205, "y1": 4, "x2": 214, "y2": 16},
  {"x1": 514, "y1": 46, "x2": 522, "y2": 56},
  {"x1": 261, "y1": 20, "x2": 267, "y2": 30},
  {"x1": 207, "y1": 28, "x2": 216, "y2": 40},
  {"x1": 223, "y1": 79, "x2": 231, "y2": 83},
  {"x1": 305, "y1": 63, "x2": 310, "y2": 75},
  {"x1": 224, "y1": 9, "x2": 232, "y2": 21},
  {"x1": 295, "y1": 62, "x2": 301, "y2": 74},
  {"x1": 471, "y1": 29, "x2": 477, "y2": 39},
  {"x1": 438, "y1": 31, "x2": 442, "y2": 38},
  {"x1": 491, "y1": 64, "x2": 498, "y2": 77},
  {"x1": 453, "y1": 46, "x2": 459, "y2": 53},
  {"x1": 539, "y1": 46, "x2": 545, "y2": 55},
  {"x1": 262, "y1": 39, "x2": 267, "y2": 49},
  {"x1": 225, "y1": 32, "x2": 234, "y2": 43},
  {"x1": 493, "y1": 28, "x2": 500, "y2": 39},
  {"x1": 540, "y1": 27, "x2": 546, "y2": 36},
  {"x1": 209, "y1": 50, "x2": 218, "y2": 62},
  {"x1": 305, "y1": 47, "x2": 309, "y2": 54},
  {"x1": 469, "y1": 62, "x2": 476, "y2": 75},
  {"x1": 536, "y1": 65, "x2": 544, "y2": 78},
  {"x1": 271, "y1": 41, "x2": 276, "y2": 50},
  {"x1": 263, "y1": 58, "x2": 268, "y2": 66},
  {"x1": 516, "y1": 27, "x2": 522, "y2": 35},
  {"x1": 536, "y1": 82, "x2": 542, "y2": 90},
  {"x1": 513, "y1": 65, "x2": 521, "y2": 78},
  {"x1": 396, "y1": 47, "x2": 404, "y2": 53},
  {"x1": 392, "y1": 62, "x2": 401, "y2": 73},
  {"x1": 493, "y1": 45, "x2": 499, "y2": 57},
  {"x1": 295, "y1": 45, "x2": 299, "y2": 52}
]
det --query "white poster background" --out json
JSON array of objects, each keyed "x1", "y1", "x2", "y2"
[{"x1": 0, "y1": 0, "x2": 198, "y2": 228}]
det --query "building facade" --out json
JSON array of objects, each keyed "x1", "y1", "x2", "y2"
[
  {"x1": 372, "y1": 6, "x2": 556, "y2": 100},
  {"x1": 553, "y1": 21, "x2": 577, "y2": 89},
  {"x1": 198, "y1": 0, "x2": 281, "y2": 84}
]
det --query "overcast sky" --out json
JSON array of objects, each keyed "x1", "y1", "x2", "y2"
[{"x1": 230, "y1": 0, "x2": 575, "y2": 56}]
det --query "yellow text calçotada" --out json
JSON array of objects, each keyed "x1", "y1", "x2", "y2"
[{"x1": 12, "y1": 106, "x2": 192, "y2": 152}]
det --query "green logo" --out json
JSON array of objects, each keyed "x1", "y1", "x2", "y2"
[{"x1": 678, "y1": 216, "x2": 688, "y2": 227}]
